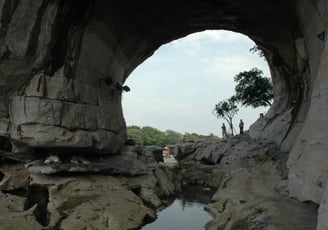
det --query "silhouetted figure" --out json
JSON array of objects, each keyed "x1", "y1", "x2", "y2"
[
  {"x1": 239, "y1": 119, "x2": 244, "y2": 135},
  {"x1": 221, "y1": 123, "x2": 227, "y2": 138}
]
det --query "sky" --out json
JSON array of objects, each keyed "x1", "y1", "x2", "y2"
[{"x1": 122, "y1": 30, "x2": 271, "y2": 137}]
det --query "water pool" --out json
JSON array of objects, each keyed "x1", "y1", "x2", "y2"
[{"x1": 142, "y1": 185, "x2": 215, "y2": 230}]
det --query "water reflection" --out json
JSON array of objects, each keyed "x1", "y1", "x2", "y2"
[
  {"x1": 179, "y1": 184, "x2": 214, "y2": 206},
  {"x1": 142, "y1": 184, "x2": 215, "y2": 230}
]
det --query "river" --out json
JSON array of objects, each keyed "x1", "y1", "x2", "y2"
[{"x1": 142, "y1": 184, "x2": 215, "y2": 230}]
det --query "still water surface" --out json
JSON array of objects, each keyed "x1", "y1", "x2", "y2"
[{"x1": 142, "y1": 184, "x2": 215, "y2": 230}]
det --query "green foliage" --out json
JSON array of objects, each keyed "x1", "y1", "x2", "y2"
[
  {"x1": 249, "y1": 46, "x2": 264, "y2": 57},
  {"x1": 127, "y1": 125, "x2": 144, "y2": 145},
  {"x1": 213, "y1": 97, "x2": 239, "y2": 136},
  {"x1": 234, "y1": 67, "x2": 273, "y2": 108},
  {"x1": 127, "y1": 126, "x2": 218, "y2": 146},
  {"x1": 141, "y1": 126, "x2": 166, "y2": 146},
  {"x1": 164, "y1": 129, "x2": 182, "y2": 145},
  {"x1": 184, "y1": 132, "x2": 217, "y2": 142}
]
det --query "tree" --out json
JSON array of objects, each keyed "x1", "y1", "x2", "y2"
[
  {"x1": 127, "y1": 126, "x2": 217, "y2": 146},
  {"x1": 213, "y1": 97, "x2": 239, "y2": 136},
  {"x1": 164, "y1": 129, "x2": 182, "y2": 145},
  {"x1": 127, "y1": 126, "x2": 144, "y2": 145},
  {"x1": 141, "y1": 126, "x2": 166, "y2": 146},
  {"x1": 249, "y1": 46, "x2": 264, "y2": 57},
  {"x1": 183, "y1": 132, "x2": 217, "y2": 142},
  {"x1": 234, "y1": 67, "x2": 273, "y2": 108}
]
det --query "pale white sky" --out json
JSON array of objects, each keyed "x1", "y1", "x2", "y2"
[{"x1": 122, "y1": 30, "x2": 270, "y2": 137}]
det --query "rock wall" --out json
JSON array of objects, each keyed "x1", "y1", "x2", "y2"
[
  {"x1": 0, "y1": 0, "x2": 127, "y2": 153},
  {"x1": 0, "y1": 0, "x2": 312, "y2": 154},
  {"x1": 286, "y1": 3, "x2": 328, "y2": 228}
]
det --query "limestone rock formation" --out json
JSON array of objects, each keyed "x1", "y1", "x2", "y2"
[
  {"x1": 175, "y1": 135, "x2": 318, "y2": 229},
  {"x1": 205, "y1": 163, "x2": 318, "y2": 230},
  {"x1": 0, "y1": 163, "x2": 29, "y2": 190},
  {"x1": 0, "y1": 192, "x2": 43, "y2": 230},
  {"x1": 0, "y1": 0, "x2": 328, "y2": 229},
  {"x1": 0, "y1": 145, "x2": 178, "y2": 229}
]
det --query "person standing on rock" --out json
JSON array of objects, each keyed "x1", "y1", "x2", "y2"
[
  {"x1": 239, "y1": 119, "x2": 244, "y2": 135},
  {"x1": 221, "y1": 123, "x2": 227, "y2": 138}
]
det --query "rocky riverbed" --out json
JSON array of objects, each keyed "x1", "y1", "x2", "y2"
[
  {"x1": 0, "y1": 145, "x2": 179, "y2": 230},
  {"x1": 173, "y1": 134, "x2": 318, "y2": 229},
  {"x1": 0, "y1": 135, "x2": 318, "y2": 229}
]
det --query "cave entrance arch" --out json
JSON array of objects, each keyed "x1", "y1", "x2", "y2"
[
  {"x1": 106, "y1": 0, "x2": 304, "y2": 150},
  {"x1": 1, "y1": 0, "x2": 308, "y2": 154},
  {"x1": 2, "y1": 1, "x2": 328, "y2": 223},
  {"x1": 123, "y1": 30, "x2": 271, "y2": 138}
]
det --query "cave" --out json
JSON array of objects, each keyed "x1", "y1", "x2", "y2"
[{"x1": 0, "y1": 0, "x2": 328, "y2": 228}]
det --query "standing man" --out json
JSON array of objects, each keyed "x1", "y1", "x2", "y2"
[
  {"x1": 239, "y1": 119, "x2": 244, "y2": 135},
  {"x1": 221, "y1": 123, "x2": 227, "y2": 138}
]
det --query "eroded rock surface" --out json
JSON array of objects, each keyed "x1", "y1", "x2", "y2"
[
  {"x1": 0, "y1": 145, "x2": 178, "y2": 230},
  {"x1": 175, "y1": 135, "x2": 318, "y2": 230}
]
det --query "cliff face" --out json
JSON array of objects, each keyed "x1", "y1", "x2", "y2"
[
  {"x1": 0, "y1": 0, "x2": 328, "y2": 228},
  {"x1": 0, "y1": 0, "x2": 127, "y2": 153}
]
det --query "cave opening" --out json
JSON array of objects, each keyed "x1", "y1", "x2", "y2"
[{"x1": 123, "y1": 30, "x2": 272, "y2": 141}]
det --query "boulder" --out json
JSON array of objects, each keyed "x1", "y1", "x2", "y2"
[
  {"x1": 143, "y1": 145, "x2": 164, "y2": 163},
  {"x1": 171, "y1": 143, "x2": 195, "y2": 160},
  {"x1": 0, "y1": 192, "x2": 43, "y2": 230},
  {"x1": 0, "y1": 163, "x2": 29, "y2": 190},
  {"x1": 28, "y1": 174, "x2": 155, "y2": 229}
]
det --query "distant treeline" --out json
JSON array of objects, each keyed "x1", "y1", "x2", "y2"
[{"x1": 127, "y1": 125, "x2": 218, "y2": 147}]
